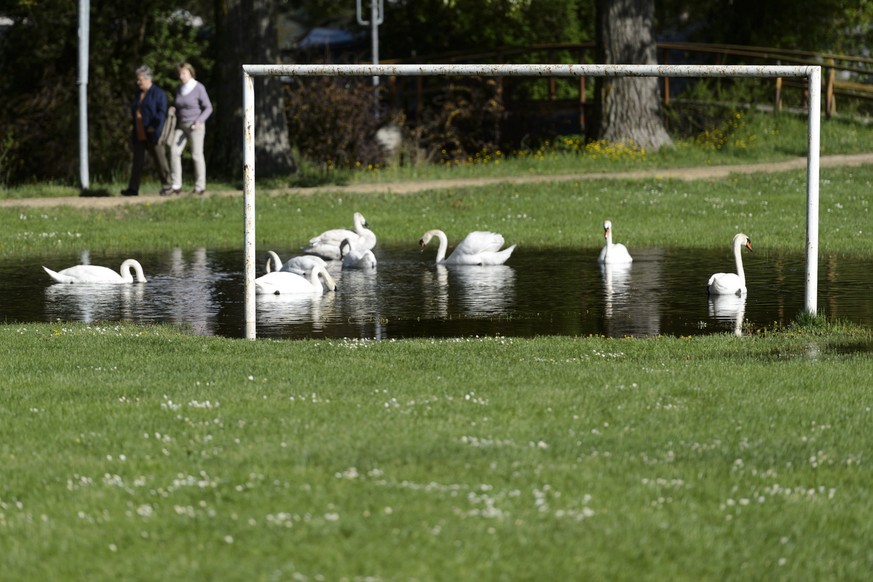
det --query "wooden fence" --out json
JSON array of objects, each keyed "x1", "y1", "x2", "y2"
[{"x1": 383, "y1": 42, "x2": 873, "y2": 120}]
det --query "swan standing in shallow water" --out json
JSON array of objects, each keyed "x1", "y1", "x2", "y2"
[
  {"x1": 340, "y1": 238, "x2": 377, "y2": 269},
  {"x1": 255, "y1": 264, "x2": 337, "y2": 296},
  {"x1": 43, "y1": 259, "x2": 148, "y2": 284},
  {"x1": 419, "y1": 230, "x2": 516, "y2": 265},
  {"x1": 597, "y1": 220, "x2": 633, "y2": 264},
  {"x1": 304, "y1": 212, "x2": 376, "y2": 260},
  {"x1": 708, "y1": 233, "x2": 753, "y2": 296},
  {"x1": 264, "y1": 251, "x2": 326, "y2": 276}
]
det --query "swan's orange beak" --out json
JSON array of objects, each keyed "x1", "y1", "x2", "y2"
[
  {"x1": 603, "y1": 227, "x2": 610, "y2": 239},
  {"x1": 745, "y1": 240, "x2": 753, "y2": 252},
  {"x1": 419, "y1": 239, "x2": 426, "y2": 251}
]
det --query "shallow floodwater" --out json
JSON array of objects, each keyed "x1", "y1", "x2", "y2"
[{"x1": 2, "y1": 246, "x2": 871, "y2": 339}]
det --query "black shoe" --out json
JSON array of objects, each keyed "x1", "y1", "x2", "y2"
[
  {"x1": 120, "y1": 189, "x2": 138, "y2": 196},
  {"x1": 192, "y1": 188, "x2": 206, "y2": 195},
  {"x1": 159, "y1": 186, "x2": 174, "y2": 196}
]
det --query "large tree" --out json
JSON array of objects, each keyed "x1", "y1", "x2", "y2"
[
  {"x1": 210, "y1": 0, "x2": 296, "y2": 179},
  {"x1": 591, "y1": 0, "x2": 672, "y2": 152}
]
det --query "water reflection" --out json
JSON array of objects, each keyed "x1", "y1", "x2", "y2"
[
  {"x1": 4, "y1": 246, "x2": 873, "y2": 340},
  {"x1": 45, "y1": 283, "x2": 147, "y2": 323},
  {"x1": 421, "y1": 265, "x2": 449, "y2": 319},
  {"x1": 257, "y1": 292, "x2": 336, "y2": 329},
  {"x1": 450, "y1": 265, "x2": 516, "y2": 315},
  {"x1": 599, "y1": 250, "x2": 665, "y2": 337},
  {"x1": 708, "y1": 294, "x2": 747, "y2": 336},
  {"x1": 600, "y1": 262, "x2": 632, "y2": 319}
]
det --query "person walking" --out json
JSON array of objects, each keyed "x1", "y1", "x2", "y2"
[
  {"x1": 169, "y1": 62, "x2": 213, "y2": 195},
  {"x1": 121, "y1": 65, "x2": 172, "y2": 196}
]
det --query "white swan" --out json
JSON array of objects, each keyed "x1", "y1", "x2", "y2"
[
  {"x1": 419, "y1": 229, "x2": 516, "y2": 265},
  {"x1": 339, "y1": 238, "x2": 377, "y2": 269},
  {"x1": 597, "y1": 220, "x2": 633, "y2": 264},
  {"x1": 255, "y1": 264, "x2": 337, "y2": 296},
  {"x1": 304, "y1": 212, "x2": 376, "y2": 259},
  {"x1": 264, "y1": 250, "x2": 327, "y2": 276},
  {"x1": 43, "y1": 259, "x2": 148, "y2": 284},
  {"x1": 708, "y1": 233, "x2": 753, "y2": 296}
]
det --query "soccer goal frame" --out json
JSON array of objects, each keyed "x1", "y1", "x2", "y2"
[{"x1": 242, "y1": 64, "x2": 822, "y2": 340}]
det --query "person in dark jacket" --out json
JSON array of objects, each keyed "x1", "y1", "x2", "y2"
[{"x1": 121, "y1": 65, "x2": 172, "y2": 196}]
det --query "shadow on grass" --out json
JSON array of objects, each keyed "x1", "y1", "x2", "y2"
[{"x1": 79, "y1": 187, "x2": 112, "y2": 197}]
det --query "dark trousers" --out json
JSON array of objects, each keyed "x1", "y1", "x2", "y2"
[{"x1": 127, "y1": 139, "x2": 171, "y2": 193}]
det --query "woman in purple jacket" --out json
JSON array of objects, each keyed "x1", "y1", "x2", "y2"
[
  {"x1": 121, "y1": 65, "x2": 172, "y2": 196},
  {"x1": 169, "y1": 62, "x2": 213, "y2": 195}
]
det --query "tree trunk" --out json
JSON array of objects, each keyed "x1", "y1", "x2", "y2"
[
  {"x1": 591, "y1": 0, "x2": 672, "y2": 152},
  {"x1": 211, "y1": 0, "x2": 296, "y2": 180}
]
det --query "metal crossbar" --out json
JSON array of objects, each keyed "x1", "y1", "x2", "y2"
[{"x1": 242, "y1": 64, "x2": 822, "y2": 340}]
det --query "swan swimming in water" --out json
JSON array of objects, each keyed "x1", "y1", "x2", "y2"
[
  {"x1": 340, "y1": 238, "x2": 377, "y2": 269},
  {"x1": 419, "y1": 230, "x2": 516, "y2": 265},
  {"x1": 255, "y1": 264, "x2": 337, "y2": 296},
  {"x1": 264, "y1": 251, "x2": 327, "y2": 276},
  {"x1": 43, "y1": 259, "x2": 148, "y2": 284},
  {"x1": 708, "y1": 233, "x2": 753, "y2": 296},
  {"x1": 304, "y1": 212, "x2": 376, "y2": 260},
  {"x1": 597, "y1": 220, "x2": 633, "y2": 264}
]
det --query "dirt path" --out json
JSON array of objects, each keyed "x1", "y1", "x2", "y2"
[{"x1": 5, "y1": 152, "x2": 873, "y2": 209}]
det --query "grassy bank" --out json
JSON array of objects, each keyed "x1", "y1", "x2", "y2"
[
  {"x1": 1, "y1": 321, "x2": 872, "y2": 579},
  {"x1": 2, "y1": 110, "x2": 872, "y2": 579},
  {"x1": 4, "y1": 110, "x2": 873, "y2": 199},
  {"x1": 2, "y1": 160, "x2": 872, "y2": 259}
]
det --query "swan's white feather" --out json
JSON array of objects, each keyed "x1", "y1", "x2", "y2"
[
  {"x1": 42, "y1": 259, "x2": 148, "y2": 284},
  {"x1": 598, "y1": 220, "x2": 633, "y2": 264},
  {"x1": 304, "y1": 212, "x2": 376, "y2": 259},
  {"x1": 708, "y1": 233, "x2": 752, "y2": 296},
  {"x1": 420, "y1": 229, "x2": 515, "y2": 266},
  {"x1": 255, "y1": 265, "x2": 336, "y2": 296}
]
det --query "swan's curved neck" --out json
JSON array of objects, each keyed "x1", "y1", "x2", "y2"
[
  {"x1": 353, "y1": 214, "x2": 366, "y2": 234},
  {"x1": 311, "y1": 266, "x2": 336, "y2": 291},
  {"x1": 266, "y1": 250, "x2": 282, "y2": 273},
  {"x1": 121, "y1": 259, "x2": 146, "y2": 283},
  {"x1": 432, "y1": 230, "x2": 448, "y2": 263},
  {"x1": 733, "y1": 240, "x2": 746, "y2": 286}
]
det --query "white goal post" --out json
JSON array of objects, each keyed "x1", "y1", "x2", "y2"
[{"x1": 242, "y1": 64, "x2": 822, "y2": 340}]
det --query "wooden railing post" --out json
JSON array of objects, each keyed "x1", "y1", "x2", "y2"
[
  {"x1": 825, "y1": 58, "x2": 836, "y2": 118},
  {"x1": 774, "y1": 76, "x2": 782, "y2": 112},
  {"x1": 661, "y1": 48, "x2": 670, "y2": 106}
]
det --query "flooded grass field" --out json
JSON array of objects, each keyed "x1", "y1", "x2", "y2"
[{"x1": 2, "y1": 246, "x2": 871, "y2": 339}]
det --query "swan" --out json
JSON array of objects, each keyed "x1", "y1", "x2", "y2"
[
  {"x1": 597, "y1": 220, "x2": 633, "y2": 264},
  {"x1": 339, "y1": 238, "x2": 377, "y2": 269},
  {"x1": 304, "y1": 212, "x2": 376, "y2": 259},
  {"x1": 708, "y1": 233, "x2": 753, "y2": 296},
  {"x1": 419, "y1": 229, "x2": 516, "y2": 265},
  {"x1": 255, "y1": 264, "x2": 337, "y2": 296},
  {"x1": 264, "y1": 250, "x2": 327, "y2": 276},
  {"x1": 43, "y1": 259, "x2": 148, "y2": 284}
]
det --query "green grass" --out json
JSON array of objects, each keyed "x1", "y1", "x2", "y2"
[
  {"x1": 2, "y1": 110, "x2": 873, "y2": 579},
  {"x1": 1, "y1": 321, "x2": 872, "y2": 579},
  {"x1": 2, "y1": 159, "x2": 872, "y2": 259},
  {"x1": 5, "y1": 111, "x2": 873, "y2": 198}
]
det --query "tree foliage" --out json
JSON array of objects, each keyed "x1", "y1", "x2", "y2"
[
  {"x1": 656, "y1": 0, "x2": 873, "y2": 52},
  {"x1": 1, "y1": 0, "x2": 872, "y2": 185},
  {"x1": 0, "y1": 0, "x2": 210, "y2": 185}
]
